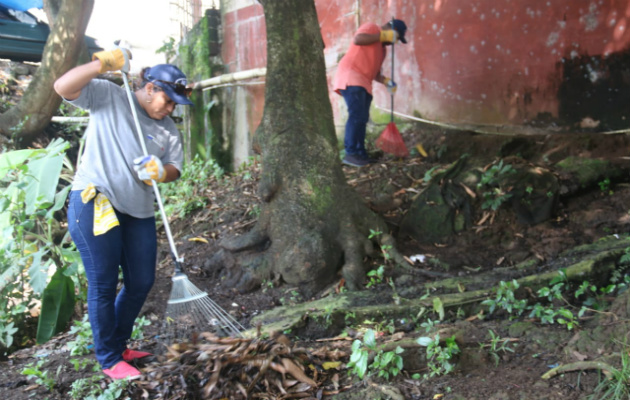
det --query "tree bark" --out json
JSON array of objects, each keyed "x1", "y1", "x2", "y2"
[
  {"x1": 0, "y1": 0, "x2": 94, "y2": 146},
  {"x1": 218, "y1": 0, "x2": 388, "y2": 297}
]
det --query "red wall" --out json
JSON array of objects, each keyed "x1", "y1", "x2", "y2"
[{"x1": 222, "y1": 1, "x2": 630, "y2": 134}]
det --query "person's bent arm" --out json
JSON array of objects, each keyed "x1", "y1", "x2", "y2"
[
  {"x1": 354, "y1": 28, "x2": 397, "y2": 45},
  {"x1": 55, "y1": 49, "x2": 130, "y2": 100},
  {"x1": 353, "y1": 32, "x2": 380, "y2": 46},
  {"x1": 54, "y1": 60, "x2": 102, "y2": 101},
  {"x1": 162, "y1": 164, "x2": 180, "y2": 183}
]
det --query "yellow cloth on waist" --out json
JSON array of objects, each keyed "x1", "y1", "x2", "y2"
[{"x1": 80, "y1": 184, "x2": 119, "y2": 236}]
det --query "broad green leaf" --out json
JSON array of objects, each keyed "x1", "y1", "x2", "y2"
[
  {"x1": 356, "y1": 352, "x2": 368, "y2": 378},
  {"x1": 23, "y1": 153, "x2": 65, "y2": 215},
  {"x1": 45, "y1": 185, "x2": 71, "y2": 220},
  {"x1": 0, "y1": 183, "x2": 20, "y2": 247},
  {"x1": 364, "y1": 329, "x2": 376, "y2": 348},
  {"x1": 416, "y1": 336, "x2": 433, "y2": 346},
  {"x1": 0, "y1": 149, "x2": 37, "y2": 178},
  {"x1": 36, "y1": 269, "x2": 76, "y2": 344},
  {"x1": 0, "y1": 264, "x2": 21, "y2": 292},
  {"x1": 62, "y1": 261, "x2": 80, "y2": 278},
  {"x1": 28, "y1": 249, "x2": 50, "y2": 294}
]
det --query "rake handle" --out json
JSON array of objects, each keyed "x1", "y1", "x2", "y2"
[
  {"x1": 390, "y1": 17, "x2": 395, "y2": 124},
  {"x1": 121, "y1": 73, "x2": 183, "y2": 268},
  {"x1": 173, "y1": 258, "x2": 183, "y2": 275}
]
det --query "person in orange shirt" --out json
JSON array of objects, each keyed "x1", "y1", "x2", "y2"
[{"x1": 334, "y1": 19, "x2": 407, "y2": 167}]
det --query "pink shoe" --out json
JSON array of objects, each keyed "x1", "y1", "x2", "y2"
[
  {"x1": 122, "y1": 348, "x2": 154, "y2": 362},
  {"x1": 103, "y1": 361, "x2": 142, "y2": 380}
]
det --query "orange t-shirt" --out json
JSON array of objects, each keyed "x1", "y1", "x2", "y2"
[{"x1": 333, "y1": 22, "x2": 386, "y2": 96}]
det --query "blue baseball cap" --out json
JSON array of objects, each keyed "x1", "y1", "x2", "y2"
[
  {"x1": 390, "y1": 19, "x2": 408, "y2": 44},
  {"x1": 144, "y1": 64, "x2": 193, "y2": 105}
]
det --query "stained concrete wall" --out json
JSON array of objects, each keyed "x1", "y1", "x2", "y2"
[{"x1": 220, "y1": 0, "x2": 630, "y2": 166}]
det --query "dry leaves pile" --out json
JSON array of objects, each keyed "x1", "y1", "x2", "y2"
[{"x1": 134, "y1": 332, "x2": 351, "y2": 399}]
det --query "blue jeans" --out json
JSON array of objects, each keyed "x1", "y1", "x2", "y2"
[
  {"x1": 67, "y1": 190, "x2": 157, "y2": 369},
  {"x1": 340, "y1": 86, "x2": 373, "y2": 158}
]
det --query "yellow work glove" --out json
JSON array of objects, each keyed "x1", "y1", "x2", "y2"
[
  {"x1": 92, "y1": 48, "x2": 132, "y2": 73},
  {"x1": 133, "y1": 155, "x2": 166, "y2": 186},
  {"x1": 379, "y1": 29, "x2": 398, "y2": 43},
  {"x1": 383, "y1": 77, "x2": 397, "y2": 94}
]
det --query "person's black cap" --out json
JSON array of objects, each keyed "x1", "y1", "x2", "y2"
[
  {"x1": 390, "y1": 19, "x2": 408, "y2": 44},
  {"x1": 144, "y1": 64, "x2": 193, "y2": 105}
]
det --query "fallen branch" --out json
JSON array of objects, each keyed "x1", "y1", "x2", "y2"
[{"x1": 541, "y1": 361, "x2": 617, "y2": 380}]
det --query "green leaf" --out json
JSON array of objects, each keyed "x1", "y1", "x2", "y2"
[
  {"x1": 356, "y1": 352, "x2": 368, "y2": 378},
  {"x1": 0, "y1": 264, "x2": 21, "y2": 293},
  {"x1": 416, "y1": 336, "x2": 433, "y2": 346},
  {"x1": 23, "y1": 153, "x2": 65, "y2": 215},
  {"x1": 363, "y1": 329, "x2": 376, "y2": 348},
  {"x1": 45, "y1": 185, "x2": 71, "y2": 220},
  {"x1": 36, "y1": 269, "x2": 76, "y2": 344},
  {"x1": 0, "y1": 148, "x2": 37, "y2": 178},
  {"x1": 433, "y1": 297, "x2": 445, "y2": 320},
  {"x1": 27, "y1": 250, "x2": 49, "y2": 294},
  {"x1": 382, "y1": 351, "x2": 394, "y2": 364}
]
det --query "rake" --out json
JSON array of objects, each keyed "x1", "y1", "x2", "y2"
[
  {"x1": 121, "y1": 71, "x2": 244, "y2": 338},
  {"x1": 375, "y1": 17, "x2": 409, "y2": 158}
]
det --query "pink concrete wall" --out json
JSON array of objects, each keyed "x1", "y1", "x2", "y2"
[{"x1": 221, "y1": 1, "x2": 630, "y2": 136}]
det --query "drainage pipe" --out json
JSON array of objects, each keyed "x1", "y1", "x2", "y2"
[{"x1": 193, "y1": 67, "x2": 266, "y2": 91}]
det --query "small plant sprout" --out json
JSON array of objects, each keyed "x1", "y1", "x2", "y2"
[
  {"x1": 575, "y1": 281, "x2": 597, "y2": 298},
  {"x1": 368, "y1": 229, "x2": 382, "y2": 240},
  {"x1": 417, "y1": 334, "x2": 460, "y2": 377},
  {"x1": 420, "y1": 318, "x2": 437, "y2": 333},
  {"x1": 598, "y1": 177, "x2": 611, "y2": 194},
  {"x1": 477, "y1": 160, "x2": 516, "y2": 211},
  {"x1": 322, "y1": 306, "x2": 334, "y2": 328},
  {"x1": 372, "y1": 346, "x2": 404, "y2": 380},
  {"x1": 131, "y1": 316, "x2": 151, "y2": 340},
  {"x1": 344, "y1": 311, "x2": 356, "y2": 324},
  {"x1": 21, "y1": 360, "x2": 57, "y2": 392},
  {"x1": 347, "y1": 330, "x2": 375, "y2": 379},
  {"x1": 481, "y1": 330, "x2": 515, "y2": 367},
  {"x1": 366, "y1": 265, "x2": 385, "y2": 288},
  {"x1": 481, "y1": 280, "x2": 527, "y2": 317},
  {"x1": 347, "y1": 329, "x2": 405, "y2": 381},
  {"x1": 67, "y1": 314, "x2": 93, "y2": 356}
]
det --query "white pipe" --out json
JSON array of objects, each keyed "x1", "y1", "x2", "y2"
[
  {"x1": 193, "y1": 67, "x2": 266, "y2": 90},
  {"x1": 374, "y1": 104, "x2": 559, "y2": 136},
  {"x1": 51, "y1": 116, "x2": 89, "y2": 124},
  {"x1": 202, "y1": 80, "x2": 265, "y2": 91}
]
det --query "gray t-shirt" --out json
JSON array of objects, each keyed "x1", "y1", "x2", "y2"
[{"x1": 68, "y1": 79, "x2": 183, "y2": 218}]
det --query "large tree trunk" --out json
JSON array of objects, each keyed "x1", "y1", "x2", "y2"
[
  {"x1": 218, "y1": 0, "x2": 388, "y2": 297},
  {"x1": 0, "y1": 0, "x2": 93, "y2": 146}
]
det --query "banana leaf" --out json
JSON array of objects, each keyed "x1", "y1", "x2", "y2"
[{"x1": 36, "y1": 268, "x2": 75, "y2": 344}]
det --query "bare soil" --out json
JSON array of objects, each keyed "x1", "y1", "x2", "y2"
[{"x1": 1, "y1": 60, "x2": 630, "y2": 399}]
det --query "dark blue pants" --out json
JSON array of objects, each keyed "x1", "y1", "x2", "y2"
[
  {"x1": 67, "y1": 190, "x2": 157, "y2": 369},
  {"x1": 340, "y1": 86, "x2": 373, "y2": 158}
]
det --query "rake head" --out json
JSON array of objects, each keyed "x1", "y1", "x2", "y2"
[
  {"x1": 376, "y1": 122, "x2": 409, "y2": 158},
  {"x1": 164, "y1": 274, "x2": 245, "y2": 339}
]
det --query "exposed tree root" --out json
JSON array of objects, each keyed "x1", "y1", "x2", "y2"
[
  {"x1": 541, "y1": 361, "x2": 617, "y2": 380},
  {"x1": 249, "y1": 239, "x2": 629, "y2": 336}
]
